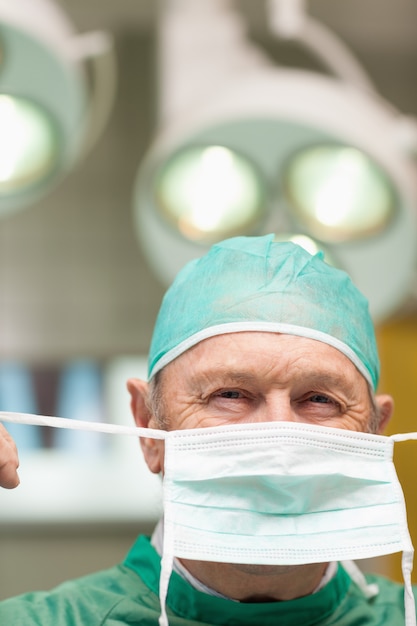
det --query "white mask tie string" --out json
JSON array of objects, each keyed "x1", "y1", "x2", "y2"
[
  {"x1": 0, "y1": 411, "x2": 167, "y2": 440},
  {"x1": 1, "y1": 413, "x2": 417, "y2": 626}
]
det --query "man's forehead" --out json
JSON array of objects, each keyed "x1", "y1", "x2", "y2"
[{"x1": 165, "y1": 331, "x2": 366, "y2": 388}]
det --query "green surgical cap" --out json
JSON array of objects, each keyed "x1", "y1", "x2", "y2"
[{"x1": 148, "y1": 234, "x2": 379, "y2": 389}]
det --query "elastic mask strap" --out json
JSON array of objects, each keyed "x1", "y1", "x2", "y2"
[
  {"x1": 391, "y1": 432, "x2": 417, "y2": 443},
  {"x1": 341, "y1": 561, "x2": 379, "y2": 599},
  {"x1": 403, "y1": 550, "x2": 416, "y2": 626},
  {"x1": 158, "y1": 517, "x2": 174, "y2": 626},
  {"x1": 390, "y1": 434, "x2": 417, "y2": 626}
]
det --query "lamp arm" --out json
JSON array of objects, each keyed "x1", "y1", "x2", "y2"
[
  {"x1": 66, "y1": 31, "x2": 118, "y2": 157},
  {"x1": 266, "y1": 0, "x2": 376, "y2": 93}
]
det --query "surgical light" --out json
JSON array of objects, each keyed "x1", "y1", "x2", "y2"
[
  {"x1": 153, "y1": 145, "x2": 266, "y2": 243},
  {"x1": 0, "y1": 96, "x2": 58, "y2": 193},
  {"x1": 0, "y1": 0, "x2": 115, "y2": 216},
  {"x1": 283, "y1": 144, "x2": 396, "y2": 242},
  {"x1": 133, "y1": 0, "x2": 417, "y2": 324}
]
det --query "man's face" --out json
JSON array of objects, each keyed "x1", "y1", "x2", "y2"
[{"x1": 130, "y1": 332, "x2": 393, "y2": 475}]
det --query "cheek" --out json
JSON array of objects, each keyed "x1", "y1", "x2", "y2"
[
  {"x1": 168, "y1": 403, "x2": 214, "y2": 430},
  {"x1": 326, "y1": 410, "x2": 372, "y2": 433}
]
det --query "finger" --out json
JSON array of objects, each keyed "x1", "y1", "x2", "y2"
[{"x1": 0, "y1": 424, "x2": 20, "y2": 489}]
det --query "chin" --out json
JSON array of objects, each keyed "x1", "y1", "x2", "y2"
[{"x1": 231, "y1": 563, "x2": 297, "y2": 577}]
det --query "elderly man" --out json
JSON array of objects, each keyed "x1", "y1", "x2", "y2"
[{"x1": 0, "y1": 234, "x2": 415, "y2": 626}]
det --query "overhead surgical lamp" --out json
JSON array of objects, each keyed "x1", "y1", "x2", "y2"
[
  {"x1": 133, "y1": 0, "x2": 417, "y2": 323},
  {"x1": 154, "y1": 144, "x2": 266, "y2": 242},
  {"x1": 283, "y1": 144, "x2": 396, "y2": 243},
  {"x1": 0, "y1": 0, "x2": 116, "y2": 216}
]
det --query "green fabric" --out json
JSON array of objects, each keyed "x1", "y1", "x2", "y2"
[
  {"x1": 0, "y1": 534, "x2": 414, "y2": 625},
  {"x1": 148, "y1": 234, "x2": 379, "y2": 388}
]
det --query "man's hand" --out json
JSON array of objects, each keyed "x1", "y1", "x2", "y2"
[{"x1": 0, "y1": 424, "x2": 19, "y2": 488}]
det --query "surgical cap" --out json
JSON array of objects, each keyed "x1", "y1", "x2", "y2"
[{"x1": 148, "y1": 234, "x2": 379, "y2": 389}]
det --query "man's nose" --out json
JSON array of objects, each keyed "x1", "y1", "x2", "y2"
[{"x1": 261, "y1": 397, "x2": 296, "y2": 423}]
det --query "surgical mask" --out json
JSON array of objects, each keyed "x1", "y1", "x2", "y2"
[
  {"x1": 2, "y1": 413, "x2": 416, "y2": 626},
  {"x1": 159, "y1": 421, "x2": 416, "y2": 626}
]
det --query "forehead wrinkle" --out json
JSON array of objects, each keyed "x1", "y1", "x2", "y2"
[
  {"x1": 299, "y1": 370, "x2": 357, "y2": 391},
  {"x1": 186, "y1": 361, "x2": 363, "y2": 393},
  {"x1": 166, "y1": 333, "x2": 368, "y2": 395},
  {"x1": 187, "y1": 368, "x2": 259, "y2": 391}
]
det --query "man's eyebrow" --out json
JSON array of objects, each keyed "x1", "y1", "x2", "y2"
[
  {"x1": 188, "y1": 369, "x2": 259, "y2": 387},
  {"x1": 188, "y1": 368, "x2": 357, "y2": 390},
  {"x1": 191, "y1": 365, "x2": 350, "y2": 383},
  {"x1": 300, "y1": 371, "x2": 352, "y2": 387}
]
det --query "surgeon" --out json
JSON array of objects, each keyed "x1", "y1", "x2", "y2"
[{"x1": 0, "y1": 233, "x2": 415, "y2": 626}]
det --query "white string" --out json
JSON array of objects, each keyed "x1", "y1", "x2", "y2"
[
  {"x1": 402, "y1": 550, "x2": 416, "y2": 626},
  {"x1": 2, "y1": 412, "x2": 417, "y2": 444},
  {"x1": 391, "y1": 432, "x2": 417, "y2": 442},
  {"x1": 0, "y1": 411, "x2": 167, "y2": 440},
  {"x1": 1, "y1": 411, "x2": 417, "y2": 625}
]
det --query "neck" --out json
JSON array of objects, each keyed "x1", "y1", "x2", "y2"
[{"x1": 179, "y1": 558, "x2": 329, "y2": 602}]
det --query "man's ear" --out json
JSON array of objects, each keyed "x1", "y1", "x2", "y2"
[
  {"x1": 127, "y1": 378, "x2": 164, "y2": 474},
  {"x1": 375, "y1": 393, "x2": 394, "y2": 434}
]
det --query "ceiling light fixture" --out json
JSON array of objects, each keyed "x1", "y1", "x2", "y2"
[
  {"x1": 133, "y1": 0, "x2": 417, "y2": 323},
  {"x1": 283, "y1": 143, "x2": 397, "y2": 242},
  {"x1": 0, "y1": 0, "x2": 116, "y2": 216},
  {"x1": 154, "y1": 144, "x2": 266, "y2": 243}
]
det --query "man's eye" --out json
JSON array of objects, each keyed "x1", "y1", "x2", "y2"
[
  {"x1": 309, "y1": 394, "x2": 332, "y2": 404},
  {"x1": 218, "y1": 390, "x2": 242, "y2": 399}
]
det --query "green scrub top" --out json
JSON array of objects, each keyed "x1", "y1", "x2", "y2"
[{"x1": 0, "y1": 535, "x2": 413, "y2": 625}]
